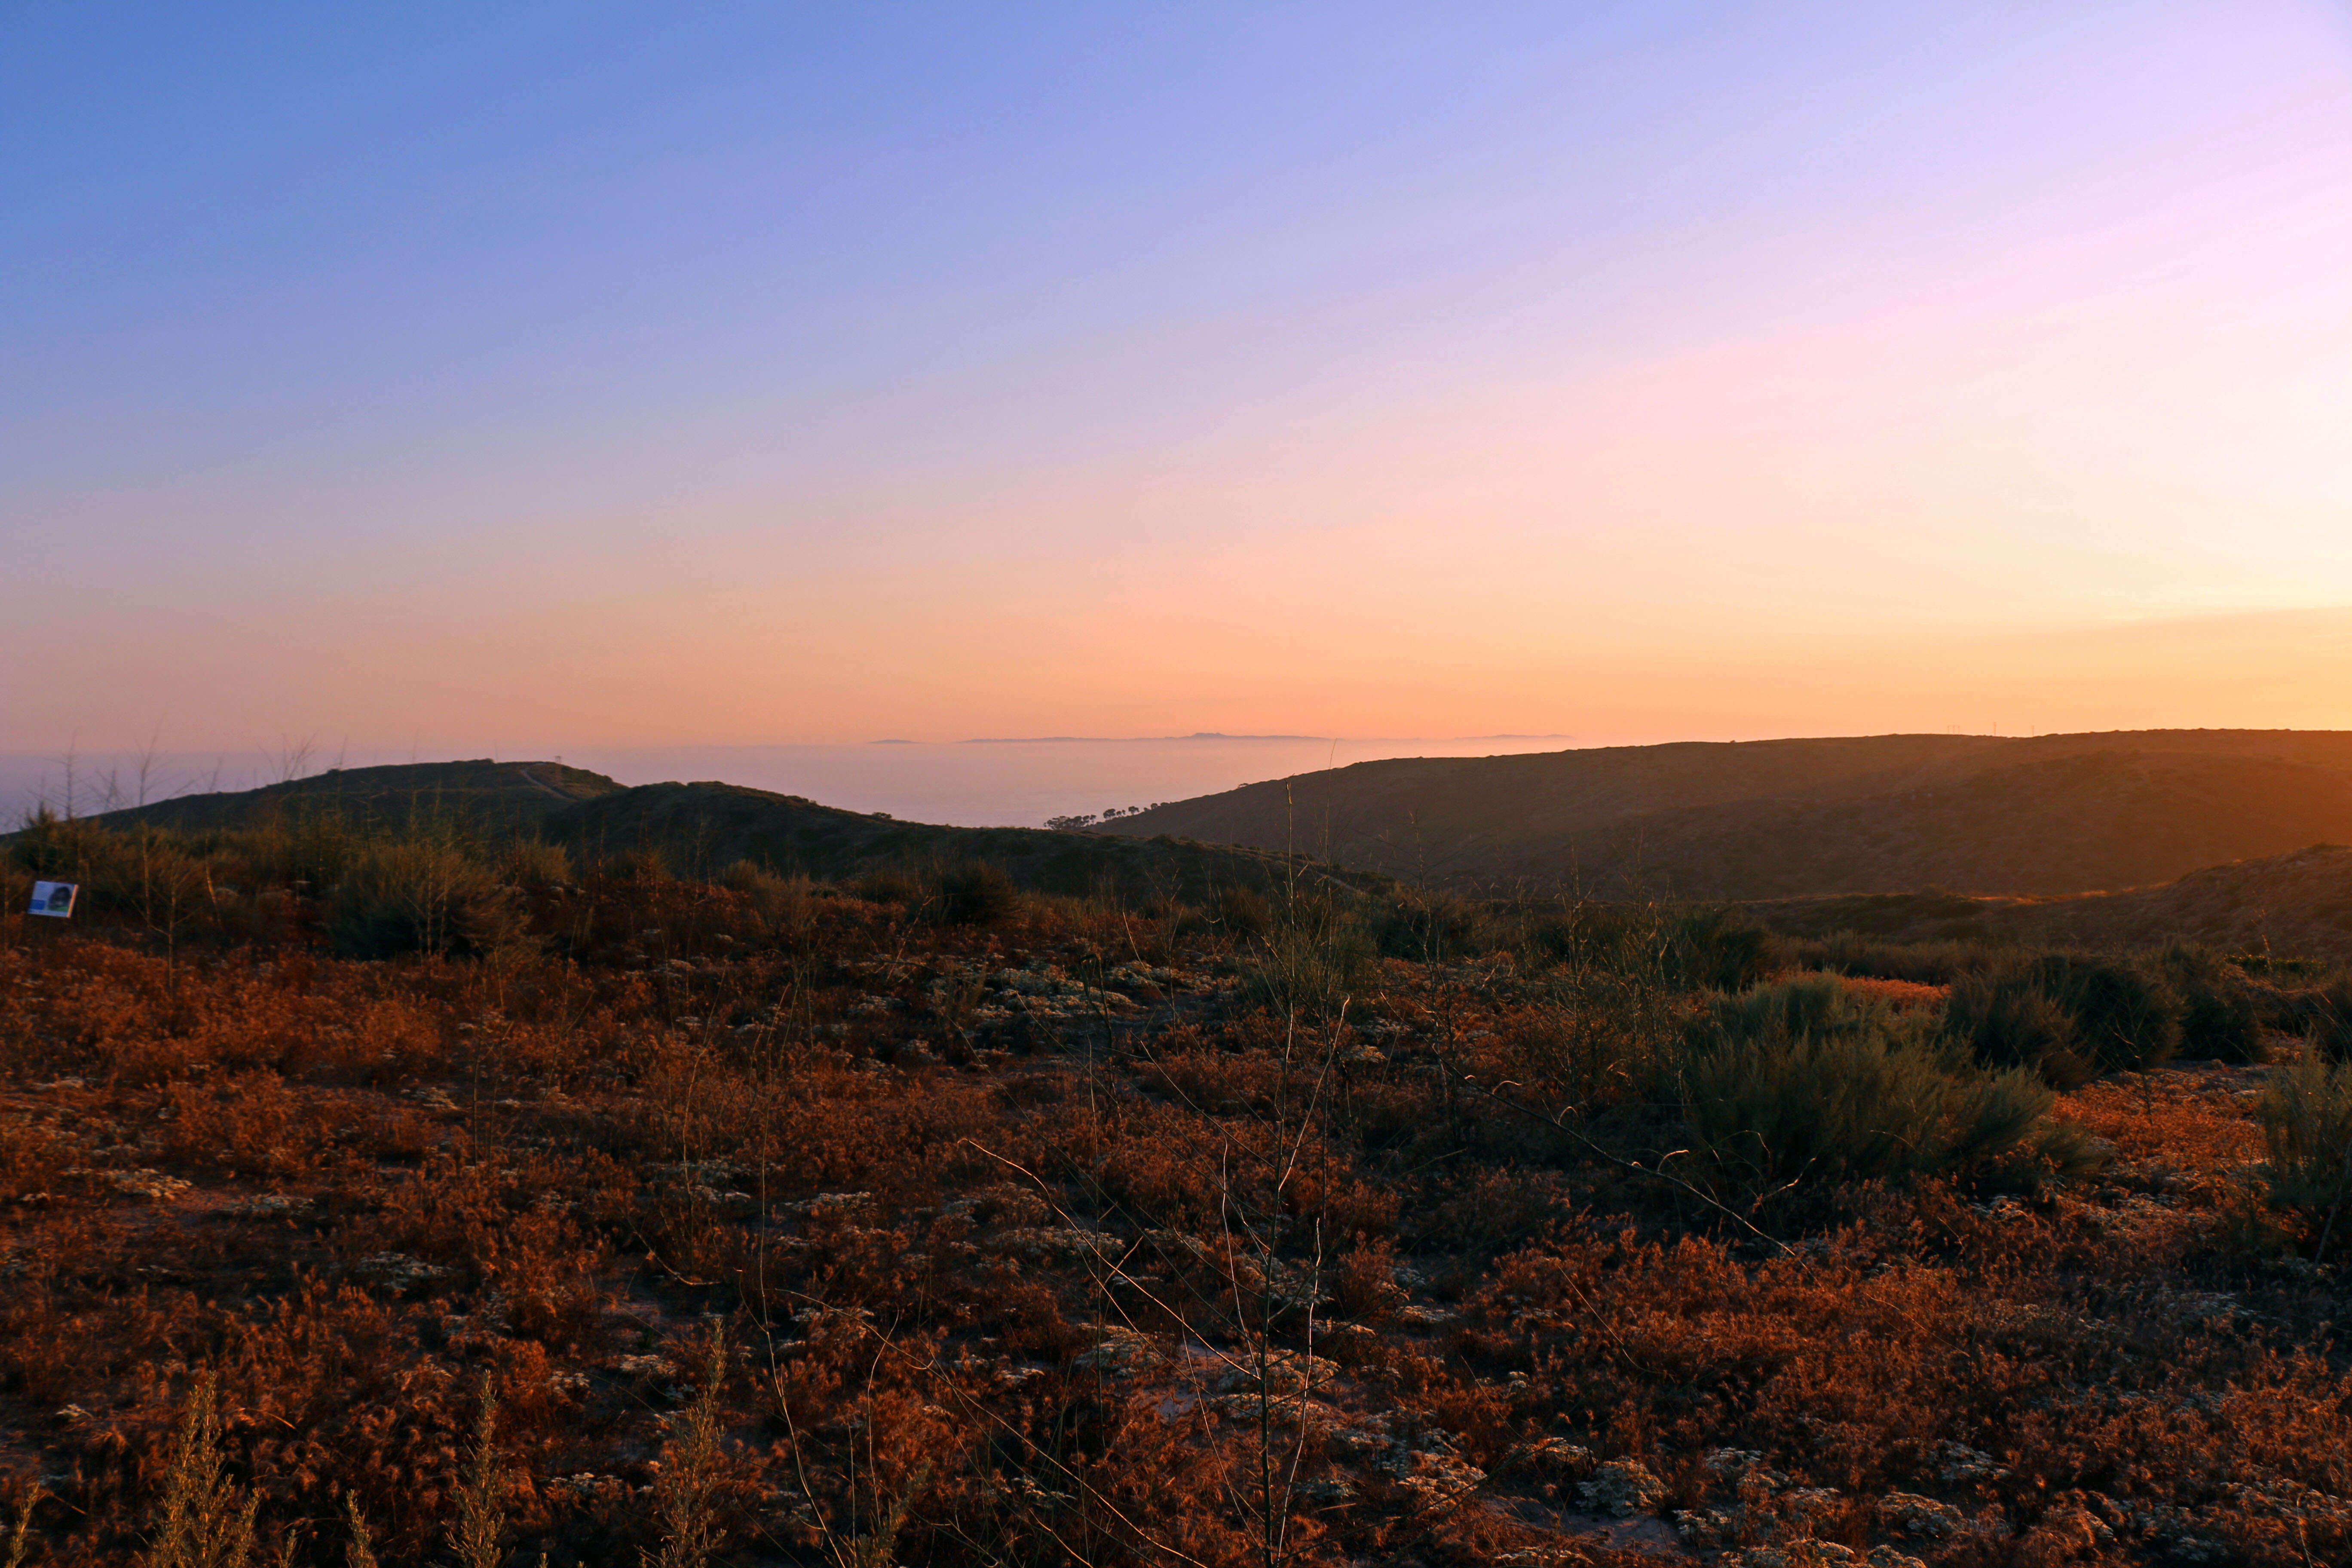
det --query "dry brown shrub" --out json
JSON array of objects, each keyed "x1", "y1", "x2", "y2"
[{"x1": 9, "y1": 870, "x2": 2352, "y2": 1567}]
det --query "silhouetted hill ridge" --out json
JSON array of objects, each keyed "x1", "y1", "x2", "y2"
[
  {"x1": 61, "y1": 760, "x2": 624, "y2": 837},
  {"x1": 1097, "y1": 729, "x2": 2352, "y2": 898},
  {"x1": 34, "y1": 763, "x2": 1371, "y2": 905}
]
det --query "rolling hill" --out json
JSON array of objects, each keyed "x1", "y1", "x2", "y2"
[
  {"x1": 35, "y1": 761, "x2": 1366, "y2": 906},
  {"x1": 1747, "y1": 844, "x2": 2352, "y2": 962},
  {"x1": 64, "y1": 759, "x2": 626, "y2": 837},
  {"x1": 1093, "y1": 729, "x2": 2352, "y2": 899},
  {"x1": 544, "y1": 778, "x2": 1372, "y2": 902}
]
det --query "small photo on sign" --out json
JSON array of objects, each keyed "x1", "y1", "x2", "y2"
[{"x1": 29, "y1": 882, "x2": 78, "y2": 918}]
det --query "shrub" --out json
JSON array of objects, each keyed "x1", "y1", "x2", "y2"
[
  {"x1": 2157, "y1": 945, "x2": 2267, "y2": 1063},
  {"x1": 1505, "y1": 934, "x2": 1685, "y2": 1109},
  {"x1": 1515, "y1": 902, "x2": 1655, "y2": 970},
  {"x1": 2018, "y1": 952, "x2": 2180, "y2": 1075},
  {"x1": 1943, "y1": 972, "x2": 2095, "y2": 1089},
  {"x1": 1675, "y1": 977, "x2": 2060, "y2": 1195},
  {"x1": 1210, "y1": 883, "x2": 1273, "y2": 940},
  {"x1": 849, "y1": 867, "x2": 922, "y2": 907},
  {"x1": 1663, "y1": 907, "x2": 1780, "y2": 992},
  {"x1": 2302, "y1": 974, "x2": 2352, "y2": 1064},
  {"x1": 1697, "y1": 973, "x2": 1886, "y2": 1045},
  {"x1": 716, "y1": 859, "x2": 820, "y2": 937},
  {"x1": 925, "y1": 859, "x2": 1018, "y2": 927},
  {"x1": 1371, "y1": 890, "x2": 1491, "y2": 960},
  {"x1": 6, "y1": 807, "x2": 116, "y2": 881},
  {"x1": 494, "y1": 838, "x2": 572, "y2": 890},
  {"x1": 1785, "y1": 932, "x2": 2011, "y2": 985},
  {"x1": 327, "y1": 843, "x2": 525, "y2": 959},
  {"x1": 594, "y1": 846, "x2": 671, "y2": 884},
  {"x1": 2254, "y1": 1051, "x2": 2352, "y2": 1246},
  {"x1": 1243, "y1": 912, "x2": 1375, "y2": 1017}
]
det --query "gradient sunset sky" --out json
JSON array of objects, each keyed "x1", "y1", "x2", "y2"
[{"x1": 7, "y1": 3, "x2": 2351, "y2": 753}]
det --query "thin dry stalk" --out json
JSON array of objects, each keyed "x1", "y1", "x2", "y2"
[
  {"x1": 646, "y1": 1330, "x2": 729, "y2": 1568},
  {"x1": 4, "y1": 1486, "x2": 42, "y2": 1568},
  {"x1": 450, "y1": 1376, "x2": 505, "y2": 1568},
  {"x1": 147, "y1": 1372, "x2": 259, "y2": 1568},
  {"x1": 341, "y1": 1497, "x2": 382, "y2": 1568}
]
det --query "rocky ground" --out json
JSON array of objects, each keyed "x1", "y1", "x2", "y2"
[{"x1": 0, "y1": 879, "x2": 2347, "y2": 1566}]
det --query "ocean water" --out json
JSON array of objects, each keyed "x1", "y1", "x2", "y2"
[{"x1": 0, "y1": 735, "x2": 1573, "y2": 830}]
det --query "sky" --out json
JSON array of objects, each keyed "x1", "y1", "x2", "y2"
[{"x1": 6, "y1": 1, "x2": 2352, "y2": 760}]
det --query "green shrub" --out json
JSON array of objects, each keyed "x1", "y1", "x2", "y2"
[
  {"x1": 2302, "y1": 975, "x2": 2352, "y2": 1064},
  {"x1": 1210, "y1": 884, "x2": 1273, "y2": 941},
  {"x1": 1785, "y1": 932, "x2": 2011, "y2": 985},
  {"x1": 2020, "y1": 952, "x2": 2181, "y2": 1075},
  {"x1": 848, "y1": 868, "x2": 922, "y2": 907},
  {"x1": 1371, "y1": 890, "x2": 1491, "y2": 960},
  {"x1": 595, "y1": 846, "x2": 671, "y2": 884},
  {"x1": 1243, "y1": 912, "x2": 1375, "y2": 1017},
  {"x1": 1519, "y1": 903, "x2": 1740, "y2": 985},
  {"x1": 1675, "y1": 980, "x2": 2061, "y2": 1196},
  {"x1": 8, "y1": 808, "x2": 114, "y2": 882},
  {"x1": 1515, "y1": 903, "x2": 1659, "y2": 972},
  {"x1": 7, "y1": 815, "x2": 226, "y2": 948},
  {"x1": 1501, "y1": 906, "x2": 1684, "y2": 1109},
  {"x1": 229, "y1": 811, "x2": 368, "y2": 890},
  {"x1": 2254, "y1": 1051, "x2": 2352, "y2": 1245},
  {"x1": 1943, "y1": 972, "x2": 2095, "y2": 1089},
  {"x1": 1696, "y1": 973, "x2": 1886, "y2": 1046},
  {"x1": 2157, "y1": 945, "x2": 2267, "y2": 1063},
  {"x1": 327, "y1": 843, "x2": 524, "y2": 959},
  {"x1": 1663, "y1": 907, "x2": 1780, "y2": 992},
  {"x1": 926, "y1": 860, "x2": 1018, "y2": 927},
  {"x1": 496, "y1": 838, "x2": 573, "y2": 890}
]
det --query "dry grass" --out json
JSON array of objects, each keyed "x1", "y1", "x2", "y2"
[{"x1": 0, "y1": 825, "x2": 2347, "y2": 1566}]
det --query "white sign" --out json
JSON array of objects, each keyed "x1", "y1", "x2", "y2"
[{"x1": 28, "y1": 881, "x2": 77, "y2": 919}]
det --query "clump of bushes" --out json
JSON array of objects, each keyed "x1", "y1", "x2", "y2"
[
  {"x1": 848, "y1": 866, "x2": 922, "y2": 907},
  {"x1": 1673, "y1": 977, "x2": 2075, "y2": 1197},
  {"x1": 2254, "y1": 1051, "x2": 2352, "y2": 1248},
  {"x1": 1942, "y1": 971, "x2": 2095, "y2": 1088},
  {"x1": 2156, "y1": 944, "x2": 2267, "y2": 1063},
  {"x1": 1513, "y1": 903, "x2": 1776, "y2": 989},
  {"x1": 1370, "y1": 889, "x2": 1493, "y2": 961},
  {"x1": 841, "y1": 859, "x2": 1020, "y2": 925},
  {"x1": 1784, "y1": 931, "x2": 2013, "y2": 985},
  {"x1": 2300, "y1": 973, "x2": 2352, "y2": 1064},
  {"x1": 1209, "y1": 883, "x2": 1273, "y2": 940},
  {"x1": 1941, "y1": 952, "x2": 2190, "y2": 1083},
  {"x1": 2014, "y1": 953, "x2": 2180, "y2": 1074},
  {"x1": 494, "y1": 836, "x2": 573, "y2": 890},
  {"x1": 925, "y1": 859, "x2": 1019, "y2": 926},
  {"x1": 1663, "y1": 907, "x2": 1781, "y2": 992},
  {"x1": 1242, "y1": 896, "x2": 1376, "y2": 1017},
  {"x1": 327, "y1": 842, "x2": 526, "y2": 959}
]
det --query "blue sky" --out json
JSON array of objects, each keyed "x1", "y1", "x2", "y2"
[{"x1": 7, "y1": 3, "x2": 2351, "y2": 749}]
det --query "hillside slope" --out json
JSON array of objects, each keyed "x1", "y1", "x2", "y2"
[
  {"x1": 1748, "y1": 844, "x2": 2352, "y2": 962},
  {"x1": 1097, "y1": 729, "x2": 2352, "y2": 898},
  {"x1": 545, "y1": 780, "x2": 1369, "y2": 902},
  {"x1": 61, "y1": 760, "x2": 625, "y2": 837},
  {"x1": 37, "y1": 763, "x2": 1361, "y2": 905}
]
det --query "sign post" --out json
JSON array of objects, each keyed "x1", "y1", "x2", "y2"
[{"x1": 21, "y1": 880, "x2": 76, "y2": 966}]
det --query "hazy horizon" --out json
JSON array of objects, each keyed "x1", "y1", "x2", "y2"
[
  {"x1": 18, "y1": 712, "x2": 2352, "y2": 834},
  {"x1": 0, "y1": 733, "x2": 1592, "y2": 830}
]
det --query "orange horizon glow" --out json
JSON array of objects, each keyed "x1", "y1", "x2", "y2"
[{"x1": 7, "y1": 5, "x2": 2351, "y2": 756}]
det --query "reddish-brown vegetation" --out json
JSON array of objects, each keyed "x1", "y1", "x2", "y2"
[{"x1": 0, "y1": 847, "x2": 2347, "y2": 1566}]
